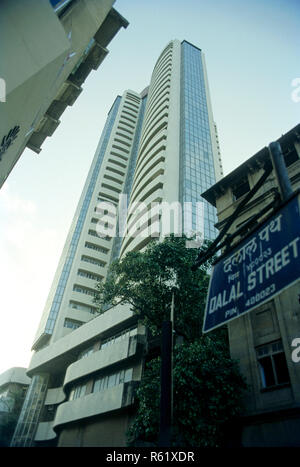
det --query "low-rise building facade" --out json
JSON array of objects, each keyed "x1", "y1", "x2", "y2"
[{"x1": 202, "y1": 124, "x2": 300, "y2": 446}]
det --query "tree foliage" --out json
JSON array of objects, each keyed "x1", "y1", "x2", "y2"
[
  {"x1": 95, "y1": 235, "x2": 214, "y2": 340},
  {"x1": 94, "y1": 235, "x2": 247, "y2": 447},
  {"x1": 0, "y1": 388, "x2": 24, "y2": 447},
  {"x1": 127, "y1": 338, "x2": 246, "y2": 447}
]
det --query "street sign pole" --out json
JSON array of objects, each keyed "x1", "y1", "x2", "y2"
[
  {"x1": 269, "y1": 141, "x2": 293, "y2": 202},
  {"x1": 158, "y1": 292, "x2": 174, "y2": 447}
]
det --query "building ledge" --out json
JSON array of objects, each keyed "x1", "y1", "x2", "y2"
[
  {"x1": 25, "y1": 6, "x2": 129, "y2": 156},
  {"x1": 34, "y1": 421, "x2": 56, "y2": 442},
  {"x1": 45, "y1": 387, "x2": 66, "y2": 406},
  {"x1": 52, "y1": 381, "x2": 136, "y2": 431},
  {"x1": 63, "y1": 334, "x2": 145, "y2": 390},
  {"x1": 241, "y1": 403, "x2": 300, "y2": 424},
  {"x1": 28, "y1": 303, "x2": 135, "y2": 376}
]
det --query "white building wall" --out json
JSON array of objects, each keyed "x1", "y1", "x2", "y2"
[
  {"x1": 33, "y1": 91, "x2": 143, "y2": 346},
  {"x1": 0, "y1": 0, "x2": 117, "y2": 187}
]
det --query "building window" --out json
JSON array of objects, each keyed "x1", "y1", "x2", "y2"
[
  {"x1": 100, "y1": 326, "x2": 137, "y2": 349},
  {"x1": 78, "y1": 346, "x2": 94, "y2": 360},
  {"x1": 69, "y1": 383, "x2": 87, "y2": 400},
  {"x1": 232, "y1": 177, "x2": 250, "y2": 201},
  {"x1": 81, "y1": 255, "x2": 106, "y2": 267},
  {"x1": 64, "y1": 318, "x2": 83, "y2": 330},
  {"x1": 85, "y1": 242, "x2": 108, "y2": 254},
  {"x1": 69, "y1": 301, "x2": 98, "y2": 315},
  {"x1": 73, "y1": 284, "x2": 97, "y2": 297},
  {"x1": 256, "y1": 340, "x2": 290, "y2": 389},
  {"x1": 92, "y1": 368, "x2": 133, "y2": 394},
  {"x1": 77, "y1": 269, "x2": 102, "y2": 281}
]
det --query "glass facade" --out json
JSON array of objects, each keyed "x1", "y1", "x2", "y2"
[
  {"x1": 10, "y1": 374, "x2": 49, "y2": 447},
  {"x1": 43, "y1": 97, "x2": 121, "y2": 336},
  {"x1": 180, "y1": 41, "x2": 218, "y2": 241}
]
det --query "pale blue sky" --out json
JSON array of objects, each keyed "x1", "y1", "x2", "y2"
[{"x1": 0, "y1": 0, "x2": 299, "y2": 374}]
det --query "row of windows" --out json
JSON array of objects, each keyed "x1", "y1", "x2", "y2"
[
  {"x1": 184, "y1": 176, "x2": 215, "y2": 190},
  {"x1": 184, "y1": 136, "x2": 213, "y2": 151},
  {"x1": 183, "y1": 161, "x2": 214, "y2": 174},
  {"x1": 115, "y1": 131, "x2": 132, "y2": 143},
  {"x1": 77, "y1": 326, "x2": 138, "y2": 361},
  {"x1": 73, "y1": 285, "x2": 96, "y2": 297},
  {"x1": 123, "y1": 103, "x2": 139, "y2": 114},
  {"x1": 70, "y1": 383, "x2": 86, "y2": 399},
  {"x1": 97, "y1": 195, "x2": 118, "y2": 207},
  {"x1": 93, "y1": 368, "x2": 133, "y2": 393},
  {"x1": 77, "y1": 269, "x2": 102, "y2": 281},
  {"x1": 69, "y1": 368, "x2": 133, "y2": 401},
  {"x1": 147, "y1": 72, "x2": 171, "y2": 112},
  {"x1": 105, "y1": 165, "x2": 126, "y2": 179},
  {"x1": 134, "y1": 133, "x2": 166, "y2": 181},
  {"x1": 111, "y1": 96, "x2": 148, "y2": 261},
  {"x1": 78, "y1": 346, "x2": 94, "y2": 360},
  {"x1": 84, "y1": 241, "x2": 108, "y2": 254},
  {"x1": 69, "y1": 301, "x2": 98, "y2": 315},
  {"x1": 184, "y1": 177, "x2": 215, "y2": 191},
  {"x1": 101, "y1": 182, "x2": 122, "y2": 195},
  {"x1": 125, "y1": 91, "x2": 141, "y2": 104},
  {"x1": 64, "y1": 318, "x2": 83, "y2": 330},
  {"x1": 184, "y1": 173, "x2": 215, "y2": 187},
  {"x1": 89, "y1": 230, "x2": 112, "y2": 243},
  {"x1": 117, "y1": 125, "x2": 134, "y2": 136},
  {"x1": 81, "y1": 255, "x2": 106, "y2": 267},
  {"x1": 101, "y1": 326, "x2": 137, "y2": 349},
  {"x1": 119, "y1": 117, "x2": 135, "y2": 129}
]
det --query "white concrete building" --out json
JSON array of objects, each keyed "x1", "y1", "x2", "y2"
[
  {"x1": 12, "y1": 40, "x2": 222, "y2": 447},
  {"x1": 0, "y1": 0, "x2": 128, "y2": 188}
]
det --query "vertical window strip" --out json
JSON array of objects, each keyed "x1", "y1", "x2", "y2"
[
  {"x1": 180, "y1": 41, "x2": 218, "y2": 241},
  {"x1": 43, "y1": 97, "x2": 121, "y2": 336}
]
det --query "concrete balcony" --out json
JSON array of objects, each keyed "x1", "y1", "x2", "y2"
[
  {"x1": 82, "y1": 246, "x2": 110, "y2": 263},
  {"x1": 45, "y1": 387, "x2": 65, "y2": 406},
  {"x1": 73, "y1": 275, "x2": 102, "y2": 290},
  {"x1": 53, "y1": 381, "x2": 135, "y2": 431},
  {"x1": 27, "y1": 303, "x2": 135, "y2": 376},
  {"x1": 35, "y1": 421, "x2": 56, "y2": 442},
  {"x1": 101, "y1": 179, "x2": 123, "y2": 194},
  {"x1": 63, "y1": 334, "x2": 144, "y2": 389},
  {"x1": 70, "y1": 291, "x2": 97, "y2": 308},
  {"x1": 98, "y1": 186, "x2": 121, "y2": 204},
  {"x1": 46, "y1": 81, "x2": 82, "y2": 119},
  {"x1": 129, "y1": 162, "x2": 165, "y2": 213},
  {"x1": 63, "y1": 308, "x2": 96, "y2": 329}
]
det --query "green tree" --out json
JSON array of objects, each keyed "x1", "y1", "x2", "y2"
[
  {"x1": 0, "y1": 387, "x2": 25, "y2": 447},
  {"x1": 94, "y1": 235, "x2": 247, "y2": 447},
  {"x1": 95, "y1": 235, "x2": 214, "y2": 340}
]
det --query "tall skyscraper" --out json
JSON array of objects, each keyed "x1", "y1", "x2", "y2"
[{"x1": 12, "y1": 40, "x2": 223, "y2": 447}]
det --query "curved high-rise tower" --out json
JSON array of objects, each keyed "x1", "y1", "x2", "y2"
[
  {"x1": 120, "y1": 40, "x2": 222, "y2": 257},
  {"x1": 12, "y1": 40, "x2": 223, "y2": 447}
]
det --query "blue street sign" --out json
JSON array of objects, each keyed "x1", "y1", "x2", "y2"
[{"x1": 203, "y1": 194, "x2": 300, "y2": 333}]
